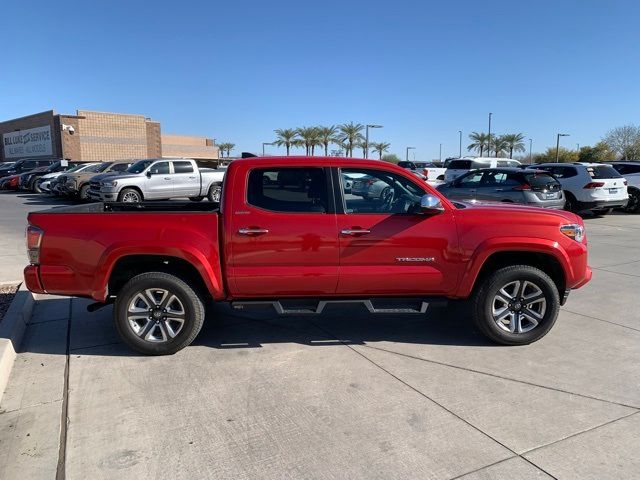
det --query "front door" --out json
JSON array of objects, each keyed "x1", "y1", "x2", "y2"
[
  {"x1": 144, "y1": 161, "x2": 173, "y2": 199},
  {"x1": 336, "y1": 167, "x2": 460, "y2": 296},
  {"x1": 229, "y1": 166, "x2": 339, "y2": 297}
]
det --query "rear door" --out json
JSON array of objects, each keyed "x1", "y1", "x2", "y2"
[
  {"x1": 144, "y1": 161, "x2": 173, "y2": 199},
  {"x1": 228, "y1": 166, "x2": 339, "y2": 297},
  {"x1": 171, "y1": 161, "x2": 199, "y2": 197},
  {"x1": 335, "y1": 166, "x2": 460, "y2": 296},
  {"x1": 475, "y1": 170, "x2": 523, "y2": 202},
  {"x1": 448, "y1": 170, "x2": 483, "y2": 201}
]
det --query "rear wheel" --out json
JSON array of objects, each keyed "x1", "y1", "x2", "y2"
[
  {"x1": 208, "y1": 183, "x2": 222, "y2": 202},
  {"x1": 624, "y1": 189, "x2": 640, "y2": 213},
  {"x1": 471, "y1": 265, "x2": 559, "y2": 345},
  {"x1": 79, "y1": 184, "x2": 91, "y2": 201},
  {"x1": 563, "y1": 191, "x2": 577, "y2": 212},
  {"x1": 114, "y1": 272, "x2": 205, "y2": 355},
  {"x1": 118, "y1": 188, "x2": 142, "y2": 203}
]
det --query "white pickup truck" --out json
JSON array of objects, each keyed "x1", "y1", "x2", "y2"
[
  {"x1": 397, "y1": 161, "x2": 447, "y2": 183},
  {"x1": 90, "y1": 158, "x2": 225, "y2": 203}
]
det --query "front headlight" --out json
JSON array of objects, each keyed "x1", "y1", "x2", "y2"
[
  {"x1": 103, "y1": 181, "x2": 118, "y2": 187},
  {"x1": 560, "y1": 224, "x2": 585, "y2": 243}
]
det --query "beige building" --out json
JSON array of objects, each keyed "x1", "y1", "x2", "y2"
[{"x1": 0, "y1": 109, "x2": 218, "y2": 163}]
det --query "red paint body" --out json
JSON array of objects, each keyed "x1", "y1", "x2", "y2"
[{"x1": 24, "y1": 157, "x2": 591, "y2": 302}]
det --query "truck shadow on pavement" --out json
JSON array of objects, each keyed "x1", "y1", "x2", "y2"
[{"x1": 18, "y1": 298, "x2": 494, "y2": 357}]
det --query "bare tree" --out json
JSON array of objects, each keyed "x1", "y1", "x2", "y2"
[{"x1": 603, "y1": 125, "x2": 640, "y2": 160}]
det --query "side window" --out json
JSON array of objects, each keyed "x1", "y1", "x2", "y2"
[
  {"x1": 457, "y1": 171, "x2": 484, "y2": 187},
  {"x1": 111, "y1": 163, "x2": 129, "y2": 172},
  {"x1": 247, "y1": 168, "x2": 328, "y2": 213},
  {"x1": 149, "y1": 162, "x2": 170, "y2": 175},
  {"x1": 342, "y1": 168, "x2": 425, "y2": 214},
  {"x1": 23, "y1": 161, "x2": 36, "y2": 170},
  {"x1": 480, "y1": 171, "x2": 520, "y2": 187},
  {"x1": 173, "y1": 161, "x2": 194, "y2": 174}
]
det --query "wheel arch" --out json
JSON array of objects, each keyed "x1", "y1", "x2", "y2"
[{"x1": 119, "y1": 185, "x2": 144, "y2": 201}]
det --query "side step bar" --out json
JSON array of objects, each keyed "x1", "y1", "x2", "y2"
[{"x1": 231, "y1": 298, "x2": 447, "y2": 315}]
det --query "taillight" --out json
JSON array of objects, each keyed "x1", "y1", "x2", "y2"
[
  {"x1": 583, "y1": 182, "x2": 605, "y2": 189},
  {"x1": 25, "y1": 225, "x2": 44, "y2": 265},
  {"x1": 512, "y1": 184, "x2": 532, "y2": 191}
]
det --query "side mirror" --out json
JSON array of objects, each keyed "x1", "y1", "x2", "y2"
[
  {"x1": 420, "y1": 194, "x2": 444, "y2": 215},
  {"x1": 146, "y1": 171, "x2": 152, "y2": 178}
]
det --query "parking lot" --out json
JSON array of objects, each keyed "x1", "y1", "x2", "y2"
[{"x1": 0, "y1": 191, "x2": 639, "y2": 479}]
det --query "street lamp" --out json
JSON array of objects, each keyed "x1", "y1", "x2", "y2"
[
  {"x1": 458, "y1": 130, "x2": 462, "y2": 158},
  {"x1": 439, "y1": 143, "x2": 443, "y2": 162},
  {"x1": 262, "y1": 142, "x2": 275, "y2": 156},
  {"x1": 528, "y1": 138, "x2": 533, "y2": 164},
  {"x1": 555, "y1": 133, "x2": 569, "y2": 162},
  {"x1": 365, "y1": 124, "x2": 383, "y2": 159},
  {"x1": 487, "y1": 113, "x2": 492, "y2": 157},
  {"x1": 406, "y1": 146, "x2": 415, "y2": 161}
]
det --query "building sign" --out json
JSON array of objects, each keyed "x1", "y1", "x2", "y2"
[{"x1": 2, "y1": 125, "x2": 53, "y2": 158}]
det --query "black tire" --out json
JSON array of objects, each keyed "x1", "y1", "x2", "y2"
[
  {"x1": 118, "y1": 188, "x2": 143, "y2": 203},
  {"x1": 189, "y1": 196, "x2": 204, "y2": 202},
  {"x1": 563, "y1": 191, "x2": 577, "y2": 212},
  {"x1": 471, "y1": 265, "x2": 560, "y2": 345},
  {"x1": 114, "y1": 272, "x2": 205, "y2": 355},
  {"x1": 624, "y1": 189, "x2": 640, "y2": 213},
  {"x1": 79, "y1": 184, "x2": 90, "y2": 201},
  {"x1": 208, "y1": 183, "x2": 222, "y2": 202}
]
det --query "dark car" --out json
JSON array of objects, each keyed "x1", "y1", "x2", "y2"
[
  {"x1": 0, "y1": 158, "x2": 58, "y2": 179},
  {"x1": 21, "y1": 161, "x2": 79, "y2": 191},
  {"x1": 18, "y1": 166, "x2": 50, "y2": 190},
  {"x1": 437, "y1": 168, "x2": 565, "y2": 209}
]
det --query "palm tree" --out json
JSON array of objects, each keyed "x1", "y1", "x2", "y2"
[
  {"x1": 490, "y1": 135, "x2": 508, "y2": 158},
  {"x1": 296, "y1": 126, "x2": 322, "y2": 155},
  {"x1": 467, "y1": 132, "x2": 490, "y2": 156},
  {"x1": 317, "y1": 125, "x2": 337, "y2": 156},
  {"x1": 217, "y1": 142, "x2": 230, "y2": 158},
  {"x1": 336, "y1": 122, "x2": 365, "y2": 157},
  {"x1": 370, "y1": 142, "x2": 391, "y2": 160},
  {"x1": 502, "y1": 133, "x2": 526, "y2": 158},
  {"x1": 273, "y1": 128, "x2": 298, "y2": 156}
]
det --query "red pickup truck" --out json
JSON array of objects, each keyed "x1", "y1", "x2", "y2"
[{"x1": 24, "y1": 157, "x2": 592, "y2": 355}]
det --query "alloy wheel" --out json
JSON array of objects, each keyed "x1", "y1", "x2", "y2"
[
  {"x1": 122, "y1": 191, "x2": 141, "y2": 202},
  {"x1": 491, "y1": 280, "x2": 546, "y2": 334},
  {"x1": 127, "y1": 288, "x2": 186, "y2": 342}
]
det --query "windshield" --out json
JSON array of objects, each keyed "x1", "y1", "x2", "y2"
[
  {"x1": 91, "y1": 162, "x2": 111, "y2": 173},
  {"x1": 127, "y1": 160, "x2": 154, "y2": 173}
]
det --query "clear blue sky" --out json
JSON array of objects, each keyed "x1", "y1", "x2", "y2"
[{"x1": 1, "y1": 0, "x2": 639, "y2": 160}]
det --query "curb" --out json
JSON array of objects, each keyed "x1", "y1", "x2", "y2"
[{"x1": 0, "y1": 283, "x2": 34, "y2": 403}]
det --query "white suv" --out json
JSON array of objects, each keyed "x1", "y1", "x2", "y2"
[
  {"x1": 536, "y1": 162, "x2": 628, "y2": 214},
  {"x1": 610, "y1": 161, "x2": 640, "y2": 213},
  {"x1": 444, "y1": 157, "x2": 521, "y2": 183}
]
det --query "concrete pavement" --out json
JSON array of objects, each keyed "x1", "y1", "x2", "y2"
[{"x1": 0, "y1": 192, "x2": 639, "y2": 479}]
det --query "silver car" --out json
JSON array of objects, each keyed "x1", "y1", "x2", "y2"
[{"x1": 437, "y1": 168, "x2": 565, "y2": 209}]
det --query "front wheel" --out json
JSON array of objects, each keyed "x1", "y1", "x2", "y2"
[
  {"x1": 114, "y1": 272, "x2": 205, "y2": 355},
  {"x1": 118, "y1": 188, "x2": 143, "y2": 203},
  {"x1": 471, "y1": 265, "x2": 559, "y2": 345}
]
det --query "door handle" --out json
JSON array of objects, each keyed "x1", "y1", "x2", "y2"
[
  {"x1": 341, "y1": 229, "x2": 371, "y2": 236},
  {"x1": 164, "y1": 177, "x2": 171, "y2": 180},
  {"x1": 238, "y1": 228, "x2": 269, "y2": 236},
  {"x1": 188, "y1": 176, "x2": 196, "y2": 180}
]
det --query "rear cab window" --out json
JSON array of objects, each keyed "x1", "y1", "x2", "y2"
[
  {"x1": 173, "y1": 161, "x2": 194, "y2": 174},
  {"x1": 448, "y1": 160, "x2": 473, "y2": 170},
  {"x1": 247, "y1": 167, "x2": 329, "y2": 213}
]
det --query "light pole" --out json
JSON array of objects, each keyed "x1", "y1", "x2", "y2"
[
  {"x1": 262, "y1": 142, "x2": 275, "y2": 156},
  {"x1": 487, "y1": 112, "x2": 492, "y2": 157},
  {"x1": 439, "y1": 143, "x2": 443, "y2": 162},
  {"x1": 576, "y1": 143, "x2": 580, "y2": 152},
  {"x1": 458, "y1": 130, "x2": 462, "y2": 157},
  {"x1": 555, "y1": 133, "x2": 569, "y2": 162},
  {"x1": 406, "y1": 146, "x2": 415, "y2": 161},
  {"x1": 365, "y1": 124, "x2": 383, "y2": 159},
  {"x1": 528, "y1": 138, "x2": 532, "y2": 164}
]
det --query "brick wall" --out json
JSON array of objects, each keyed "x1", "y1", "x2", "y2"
[{"x1": 161, "y1": 134, "x2": 219, "y2": 160}]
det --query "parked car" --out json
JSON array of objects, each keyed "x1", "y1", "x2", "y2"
[
  {"x1": 398, "y1": 161, "x2": 447, "y2": 182},
  {"x1": 444, "y1": 157, "x2": 521, "y2": 183},
  {"x1": 63, "y1": 161, "x2": 134, "y2": 200},
  {"x1": 18, "y1": 166, "x2": 50, "y2": 190},
  {"x1": 609, "y1": 161, "x2": 640, "y2": 213},
  {"x1": 21, "y1": 161, "x2": 79, "y2": 192},
  {"x1": 0, "y1": 174, "x2": 21, "y2": 190},
  {"x1": 38, "y1": 163, "x2": 99, "y2": 193},
  {"x1": 53, "y1": 163, "x2": 106, "y2": 196},
  {"x1": 24, "y1": 156, "x2": 591, "y2": 355},
  {"x1": 0, "y1": 158, "x2": 58, "y2": 179},
  {"x1": 438, "y1": 168, "x2": 565, "y2": 209},
  {"x1": 535, "y1": 163, "x2": 628, "y2": 214},
  {"x1": 92, "y1": 158, "x2": 225, "y2": 203}
]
